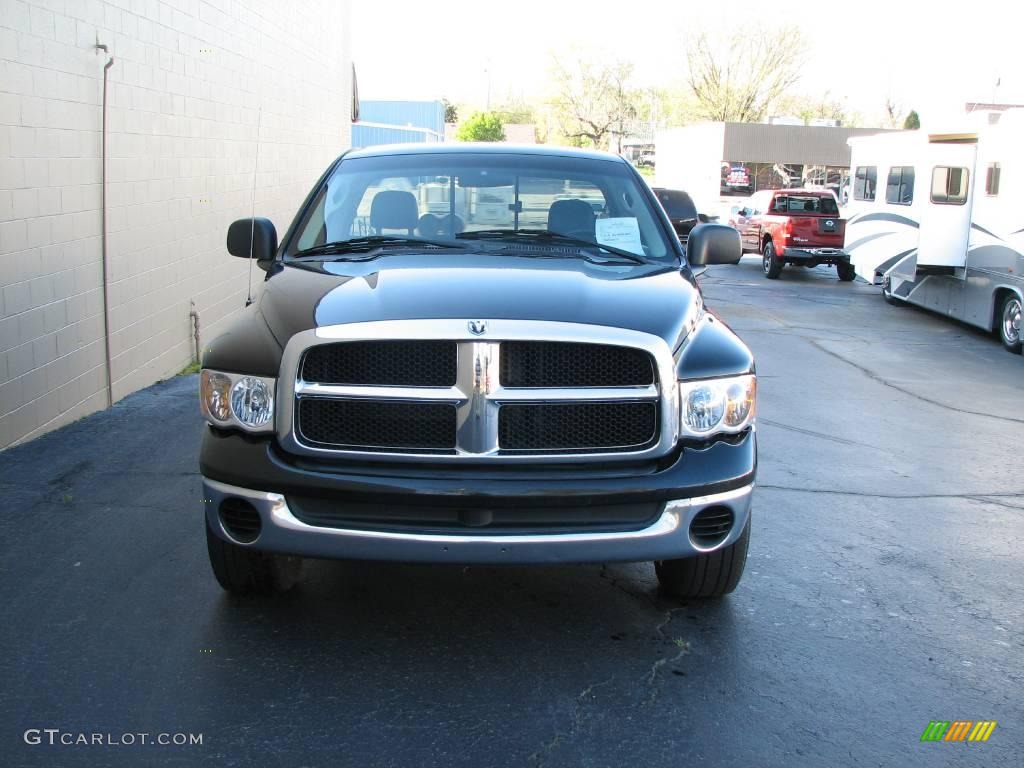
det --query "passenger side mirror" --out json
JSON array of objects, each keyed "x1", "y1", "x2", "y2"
[
  {"x1": 227, "y1": 218, "x2": 278, "y2": 263},
  {"x1": 686, "y1": 223, "x2": 742, "y2": 267}
]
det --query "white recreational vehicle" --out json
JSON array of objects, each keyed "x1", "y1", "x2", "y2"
[{"x1": 844, "y1": 110, "x2": 1023, "y2": 354}]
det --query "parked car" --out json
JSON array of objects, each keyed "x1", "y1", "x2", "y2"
[
  {"x1": 723, "y1": 200, "x2": 752, "y2": 231},
  {"x1": 738, "y1": 189, "x2": 853, "y2": 280},
  {"x1": 199, "y1": 144, "x2": 755, "y2": 600},
  {"x1": 637, "y1": 152, "x2": 656, "y2": 167},
  {"x1": 652, "y1": 187, "x2": 705, "y2": 249},
  {"x1": 724, "y1": 165, "x2": 752, "y2": 194}
]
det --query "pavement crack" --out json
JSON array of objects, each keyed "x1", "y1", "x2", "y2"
[
  {"x1": 808, "y1": 339, "x2": 1024, "y2": 424},
  {"x1": 759, "y1": 418, "x2": 877, "y2": 449},
  {"x1": 759, "y1": 484, "x2": 1024, "y2": 504},
  {"x1": 527, "y1": 677, "x2": 614, "y2": 767}
]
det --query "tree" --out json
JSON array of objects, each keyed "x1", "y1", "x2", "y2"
[
  {"x1": 903, "y1": 110, "x2": 920, "y2": 130},
  {"x1": 685, "y1": 26, "x2": 807, "y2": 122},
  {"x1": 443, "y1": 98, "x2": 458, "y2": 124},
  {"x1": 456, "y1": 112, "x2": 505, "y2": 142},
  {"x1": 774, "y1": 91, "x2": 852, "y2": 126},
  {"x1": 547, "y1": 52, "x2": 638, "y2": 149}
]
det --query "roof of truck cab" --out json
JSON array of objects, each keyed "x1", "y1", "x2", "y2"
[{"x1": 342, "y1": 143, "x2": 628, "y2": 164}]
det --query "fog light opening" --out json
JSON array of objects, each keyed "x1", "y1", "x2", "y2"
[
  {"x1": 218, "y1": 497, "x2": 262, "y2": 544},
  {"x1": 689, "y1": 505, "x2": 734, "y2": 549}
]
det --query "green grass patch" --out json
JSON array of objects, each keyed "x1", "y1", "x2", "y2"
[{"x1": 179, "y1": 361, "x2": 201, "y2": 376}]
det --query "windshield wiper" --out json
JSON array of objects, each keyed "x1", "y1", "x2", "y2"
[
  {"x1": 293, "y1": 236, "x2": 467, "y2": 260},
  {"x1": 456, "y1": 229, "x2": 647, "y2": 264}
]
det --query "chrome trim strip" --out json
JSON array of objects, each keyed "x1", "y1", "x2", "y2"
[
  {"x1": 276, "y1": 319, "x2": 680, "y2": 464},
  {"x1": 204, "y1": 479, "x2": 753, "y2": 563},
  {"x1": 491, "y1": 384, "x2": 658, "y2": 401},
  {"x1": 296, "y1": 382, "x2": 467, "y2": 402}
]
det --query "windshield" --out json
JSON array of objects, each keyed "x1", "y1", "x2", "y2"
[{"x1": 289, "y1": 152, "x2": 676, "y2": 263}]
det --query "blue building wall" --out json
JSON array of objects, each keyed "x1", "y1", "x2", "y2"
[{"x1": 352, "y1": 100, "x2": 445, "y2": 148}]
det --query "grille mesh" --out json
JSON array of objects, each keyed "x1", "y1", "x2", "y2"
[
  {"x1": 298, "y1": 399, "x2": 456, "y2": 450},
  {"x1": 302, "y1": 341, "x2": 457, "y2": 386},
  {"x1": 500, "y1": 342, "x2": 654, "y2": 387},
  {"x1": 499, "y1": 402, "x2": 657, "y2": 451}
]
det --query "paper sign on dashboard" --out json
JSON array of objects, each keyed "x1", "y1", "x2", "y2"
[{"x1": 595, "y1": 218, "x2": 644, "y2": 255}]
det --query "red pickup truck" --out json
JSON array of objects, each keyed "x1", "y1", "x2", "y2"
[{"x1": 737, "y1": 190, "x2": 853, "y2": 281}]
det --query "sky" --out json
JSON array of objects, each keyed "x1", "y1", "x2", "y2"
[{"x1": 351, "y1": 0, "x2": 1023, "y2": 127}]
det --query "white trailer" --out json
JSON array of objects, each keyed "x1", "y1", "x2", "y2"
[{"x1": 844, "y1": 110, "x2": 1024, "y2": 354}]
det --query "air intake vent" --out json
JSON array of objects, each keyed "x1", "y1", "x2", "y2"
[
  {"x1": 500, "y1": 342, "x2": 654, "y2": 387},
  {"x1": 219, "y1": 498, "x2": 262, "y2": 543},
  {"x1": 689, "y1": 506, "x2": 734, "y2": 548},
  {"x1": 298, "y1": 398, "x2": 457, "y2": 451},
  {"x1": 499, "y1": 401, "x2": 657, "y2": 452},
  {"x1": 301, "y1": 341, "x2": 457, "y2": 386}
]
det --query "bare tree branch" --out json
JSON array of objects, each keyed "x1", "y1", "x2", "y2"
[
  {"x1": 686, "y1": 26, "x2": 807, "y2": 122},
  {"x1": 547, "y1": 52, "x2": 638, "y2": 149}
]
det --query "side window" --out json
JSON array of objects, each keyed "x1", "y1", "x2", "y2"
[
  {"x1": 885, "y1": 166, "x2": 915, "y2": 205},
  {"x1": 853, "y1": 166, "x2": 877, "y2": 201},
  {"x1": 930, "y1": 166, "x2": 969, "y2": 205},
  {"x1": 985, "y1": 163, "x2": 1001, "y2": 196}
]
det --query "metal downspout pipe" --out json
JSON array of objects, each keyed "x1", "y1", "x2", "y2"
[{"x1": 96, "y1": 43, "x2": 114, "y2": 407}]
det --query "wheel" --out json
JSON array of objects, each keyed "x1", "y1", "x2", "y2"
[
  {"x1": 655, "y1": 517, "x2": 750, "y2": 599},
  {"x1": 762, "y1": 242, "x2": 782, "y2": 279},
  {"x1": 998, "y1": 293, "x2": 1022, "y2": 353},
  {"x1": 206, "y1": 517, "x2": 303, "y2": 595},
  {"x1": 836, "y1": 261, "x2": 856, "y2": 282},
  {"x1": 881, "y1": 274, "x2": 904, "y2": 306}
]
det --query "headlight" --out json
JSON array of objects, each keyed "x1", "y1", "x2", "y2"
[
  {"x1": 679, "y1": 374, "x2": 755, "y2": 438},
  {"x1": 200, "y1": 370, "x2": 276, "y2": 433}
]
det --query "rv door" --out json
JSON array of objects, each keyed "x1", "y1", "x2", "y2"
[{"x1": 917, "y1": 141, "x2": 977, "y2": 270}]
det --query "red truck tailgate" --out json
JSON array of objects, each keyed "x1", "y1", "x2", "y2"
[{"x1": 789, "y1": 215, "x2": 845, "y2": 248}]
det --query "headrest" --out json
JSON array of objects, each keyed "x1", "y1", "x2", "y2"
[
  {"x1": 547, "y1": 199, "x2": 595, "y2": 236},
  {"x1": 370, "y1": 190, "x2": 419, "y2": 232}
]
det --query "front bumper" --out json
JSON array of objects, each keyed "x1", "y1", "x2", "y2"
[
  {"x1": 200, "y1": 429, "x2": 756, "y2": 565},
  {"x1": 778, "y1": 246, "x2": 849, "y2": 263}
]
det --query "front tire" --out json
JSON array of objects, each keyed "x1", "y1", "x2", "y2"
[
  {"x1": 655, "y1": 518, "x2": 750, "y2": 599},
  {"x1": 998, "y1": 293, "x2": 1022, "y2": 353},
  {"x1": 762, "y1": 242, "x2": 782, "y2": 279},
  {"x1": 881, "y1": 274, "x2": 904, "y2": 306},
  {"x1": 836, "y1": 261, "x2": 856, "y2": 282},
  {"x1": 206, "y1": 518, "x2": 303, "y2": 595}
]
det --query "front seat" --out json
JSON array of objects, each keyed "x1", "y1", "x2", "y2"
[
  {"x1": 370, "y1": 190, "x2": 419, "y2": 235},
  {"x1": 547, "y1": 199, "x2": 595, "y2": 238}
]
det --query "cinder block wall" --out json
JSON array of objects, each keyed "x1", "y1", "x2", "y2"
[{"x1": 0, "y1": 0, "x2": 352, "y2": 448}]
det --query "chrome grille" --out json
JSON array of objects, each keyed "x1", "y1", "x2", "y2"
[{"x1": 279, "y1": 320, "x2": 680, "y2": 463}]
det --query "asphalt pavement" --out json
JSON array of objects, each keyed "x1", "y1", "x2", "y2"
[{"x1": 1, "y1": 257, "x2": 1021, "y2": 767}]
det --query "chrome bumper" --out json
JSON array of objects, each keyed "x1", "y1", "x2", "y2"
[{"x1": 202, "y1": 478, "x2": 754, "y2": 565}]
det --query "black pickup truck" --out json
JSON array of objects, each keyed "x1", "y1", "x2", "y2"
[{"x1": 199, "y1": 144, "x2": 756, "y2": 600}]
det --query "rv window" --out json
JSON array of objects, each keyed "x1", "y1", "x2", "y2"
[
  {"x1": 930, "y1": 166, "x2": 969, "y2": 205},
  {"x1": 985, "y1": 163, "x2": 1001, "y2": 196},
  {"x1": 853, "y1": 166, "x2": 877, "y2": 201},
  {"x1": 885, "y1": 167, "x2": 915, "y2": 205}
]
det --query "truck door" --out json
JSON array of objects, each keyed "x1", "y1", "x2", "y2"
[{"x1": 917, "y1": 140, "x2": 977, "y2": 269}]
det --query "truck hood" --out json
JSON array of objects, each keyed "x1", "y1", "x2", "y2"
[{"x1": 257, "y1": 253, "x2": 701, "y2": 351}]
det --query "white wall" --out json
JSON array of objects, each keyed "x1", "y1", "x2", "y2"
[
  {"x1": 0, "y1": 0, "x2": 353, "y2": 449},
  {"x1": 655, "y1": 123, "x2": 725, "y2": 214}
]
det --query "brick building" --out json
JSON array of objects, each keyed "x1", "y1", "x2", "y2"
[{"x1": 0, "y1": 0, "x2": 354, "y2": 448}]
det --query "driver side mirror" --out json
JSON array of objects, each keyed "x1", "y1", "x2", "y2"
[
  {"x1": 686, "y1": 223, "x2": 741, "y2": 268},
  {"x1": 227, "y1": 217, "x2": 278, "y2": 264}
]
